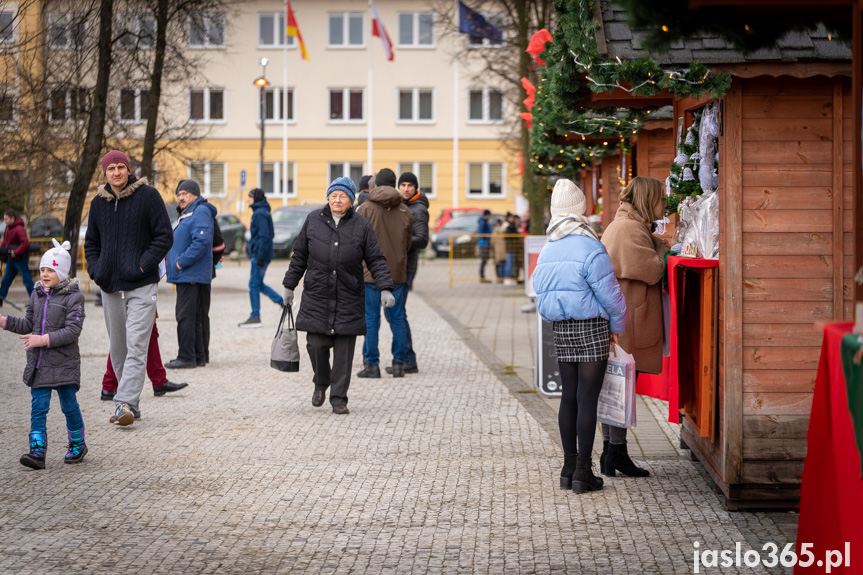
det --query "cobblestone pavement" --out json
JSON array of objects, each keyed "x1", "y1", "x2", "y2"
[{"x1": 0, "y1": 257, "x2": 797, "y2": 574}]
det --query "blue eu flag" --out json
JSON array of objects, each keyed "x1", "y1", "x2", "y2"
[{"x1": 458, "y1": 2, "x2": 503, "y2": 42}]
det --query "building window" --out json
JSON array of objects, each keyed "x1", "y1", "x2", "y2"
[
  {"x1": 329, "y1": 88, "x2": 364, "y2": 122},
  {"x1": 188, "y1": 12, "x2": 225, "y2": 49},
  {"x1": 119, "y1": 88, "x2": 150, "y2": 123},
  {"x1": 49, "y1": 88, "x2": 89, "y2": 123},
  {"x1": 397, "y1": 162, "x2": 435, "y2": 199},
  {"x1": 468, "y1": 88, "x2": 503, "y2": 123},
  {"x1": 328, "y1": 12, "x2": 364, "y2": 48},
  {"x1": 48, "y1": 14, "x2": 86, "y2": 50},
  {"x1": 0, "y1": 92, "x2": 14, "y2": 124},
  {"x1": 467, "y1": 162, "x2": 504, "y2": 197},
  {"x1": 117, "y1": 13, "x2": 155, "y2": 50},
  {"x1": 467, "y1": 13, "x2": 503, "y2": 47},
  {"x1": 328, "y1": 162, "x2": 365, "y2": 189},
  {"x1": 189, "y1": 161, "x2": 226, "y2": 197},
  {"x1": 262, "y1": 162, "x2": 296, "y2": 197},
  {"x1": 398, "y1": 88, "x2": 433, "y2": 123},
  {"x1": 258, "y1": 12, "x2": 295, "y2": 48},
  {"x1": 189, "y1": 88, "x2": 224, "y2": 122},
  {"x1": 49, "y1": 162, "x2": 74, "y2": 199},
  {"x1": 0, "y1": 11, "x2": 16, "y2": 45},
  {"x1": 397, "y1": 12, "x2": 434, "y2": 48},
  {"x1": 261, "y1": 88, "x2": 294, "y2": 122}
]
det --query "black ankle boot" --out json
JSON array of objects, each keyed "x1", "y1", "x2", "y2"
[
  {"x1": 605, "y1": 443, "x2": 650, "y2": 477},
  {"x1": 559, "y1": 453, "x2": 578, "y2": 490},
  {"x1": 599, "y1": 440, "x2": 609, "y2": 475},
  {"x1": 572, "y1": 459, "x2": 603, "y2": 493}
]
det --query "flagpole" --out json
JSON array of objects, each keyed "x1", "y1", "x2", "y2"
[
  {"x1": 367, "y1": 0, "x2": 373, "y2": 174},
  {"x1": 452, "y1": 0, "x2": 459, "y2": 209},
  {"x1": 282, "y1": 0, "x2": 288, "y2": 206}
]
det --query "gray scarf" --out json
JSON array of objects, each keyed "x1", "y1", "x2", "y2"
[{"x1": 546, "y1": 214, "x2": 598, "y2": 242}]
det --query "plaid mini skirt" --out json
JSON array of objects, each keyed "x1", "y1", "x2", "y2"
[{"x1": 552, "y1": 317, "x2": 611, "y2": 363}]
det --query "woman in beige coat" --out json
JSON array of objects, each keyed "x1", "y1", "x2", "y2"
[{"x1": 600, "y1": 176, "x2": 670, "y2": 478}]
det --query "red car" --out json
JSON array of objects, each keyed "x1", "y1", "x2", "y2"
[{"x1": 433, "y1": 207, "x2": 485, "y2": 233}]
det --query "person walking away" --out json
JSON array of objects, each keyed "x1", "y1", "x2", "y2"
[
  {"x1": 84, "y1": 150, "x2": 173, "y2": 427},
  {"x1": 384, "y1": 171, "x2": 428, "y2": 375},
  {"x1": 490, "y1": 217, "x2": 508, "y2": 283},
  {"x1": 0, "y1": 209, "x2": 35, "y2": 306},
  {"x1": 282, "y1": 177, "x2": 394, "y2": 414},
  {"x1": 239, "y1": 188, "x2": 284, "y2": 327},
  {"x1": 355, "y1": 175, "x2": 373, "y2": 207},
  {"x1": 1, "y1": 240, "x2": 87, "y2": 468},
  {"x1": 355, "y1": 168, "x2": 413, "y2": 379},
  {"x1": 503, "y1": 213, "x2": 520, "y2": 286},
  {"x1": 477, "y1": 209, "x2": 493, "y2": 283},
  {"x1": 532, "y1": 179, "x2": 627, "y2": 493},
  {"x1": 600, "y1": 175, "x2": 670, "y2": 478},
  {"x1": 165, "y1": 179, "x2": 215, "y2": 369}
]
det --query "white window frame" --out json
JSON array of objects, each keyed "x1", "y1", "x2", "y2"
[
  {"x1": 397, "y1": 12, "x2": 434, "y2": 49},
  {"x1": 257, "y1": 12, "x2": 296, "y2": 49},
  {"x1": 48, "y1": 13, "x2": 86, "y2": 50},
  {"x1": 397, "y1": 88, "x2": 434, "y2": 124},
  {"x1": 189, "y1": 161, "x2": 227, "y2": 197},
  {"x1": 117, "y1": 12, "x2": 155, "y2": 50},
  {"x1": 188, "y1": 87, "x2": 225, "y2": 123},
  {"x1": 328, "y1": 88, "x2": 365, "y2": 124},
  {"x1": 0, "y1": 8, "x2": 17, "y2": 47},
  {"x1": 467, "y1": 87, "x2": 504, "y2": 124},
  {"x1": 328, "y1": 162, "x2": 365, "y2": 188},
  {"x1": 118, "y1": 88, "x2": 149, "y2": 124},
  {"x1": 259, "y1": 161, "x2": 297, "y2": 198},
  {"x1": 466, "y1": 12, "x2": 504, "y2": 48},
  {"x1": 397, "y1": 162, "x2": 436, "y2": 199},
  {"x1": 466, "y1": 162, "x2": 505, "y2": 198},
  {"x1": 0, "y1": 89, "x2": 15, "y2": 125},
  {"x1": 327, "y1": 12, "x2": 364, "y2": 49},
  {"x1": 188, "y1": 12, "x2": 225, "y2": 49},
  {"x1": 48, "y1": 87, "x2": 88, "y2": 124},
  {"x1": 259, "y1": 87, "x2": 295, "y2": 124}
]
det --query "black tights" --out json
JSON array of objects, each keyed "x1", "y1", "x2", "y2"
[{"x1": 558, "y1": 360, "x2": 608, "y2": 461}]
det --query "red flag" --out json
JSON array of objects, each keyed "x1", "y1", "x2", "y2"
[
  {"x1": 370, "y1": 2, "x2": 393, "y2": 61},
  {"x1": 286, "y1": 2, "x2": 309, "y2": 61}
]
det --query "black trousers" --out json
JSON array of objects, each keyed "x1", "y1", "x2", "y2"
[
  {"x1": 197, "y1": 284, "x2": 211, "y2": 364},
  {"x1": 175, "y1": 283, "x2": 206, "y2": 363},
  {"x1": 306, "y1": 333, "x2": 357, "y2": 407}
]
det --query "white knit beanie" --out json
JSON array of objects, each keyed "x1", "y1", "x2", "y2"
[
  {"x1": 39, "y1": 239, "x2": 72, "y2": 282},
  {"x1": 550, "y1": 179, "x2": 587, "y2": 218}
]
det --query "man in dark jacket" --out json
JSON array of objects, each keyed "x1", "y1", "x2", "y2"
[
  {"x1": 354, "y1": 174, "x2": 373, "y2": 207},
  {"x1": 165, "y1": 179, "x2": 215, "y2": 369},
  {"x1": 384, "y1": 172, "x2": 428, "y2": 375},
  {"x1": 477, "y1": 209, "x2": 493, "y2": 282},
  {"x1": 239, "y1": 188, "x2": 285, "y2": 328},
  {"x1": 356, "y1": 168, "x2": 413, "y2": 378},
  {"x1": 0, "y1": 209, "x2": 35, "y2": 306},
  {"x1": 84, "y1": 150, "x2": 173, "y2": 426}
]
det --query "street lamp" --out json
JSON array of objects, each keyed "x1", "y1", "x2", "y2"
[{"x1": 253, "y1": 57, "x2": 269, "y2": 190}]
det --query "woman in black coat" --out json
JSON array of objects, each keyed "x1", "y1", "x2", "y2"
[{"x1": 282, "y1": 177, "x2": 394, "y2": 414}]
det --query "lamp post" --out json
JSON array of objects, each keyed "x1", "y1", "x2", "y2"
[{"x1": 253, "y1": 57, "x2": 269, "y2": 190}]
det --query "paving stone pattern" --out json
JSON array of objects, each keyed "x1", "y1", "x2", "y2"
[{"x1": 0, "y1": 258, "x2": 797, "y2": 574}]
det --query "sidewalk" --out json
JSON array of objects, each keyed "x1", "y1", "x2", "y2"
[{"x1": 0, "y1": 258, "x2": 797, "y2": 574}]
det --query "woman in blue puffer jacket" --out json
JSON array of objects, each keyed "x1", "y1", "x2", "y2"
[{"x1": 533, "y1": 179, "x2": 627, "y2": 494}]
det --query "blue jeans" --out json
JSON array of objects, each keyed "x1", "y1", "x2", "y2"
[
  {"x1": 505, "y1": 253, "x2": 516, "y2": 279},
  {"x1": 249, "y1": 257, "x2": 283, "y2": 318},
  {"x1": 30, "y1": 385, "x2": 84, "y2": 434},
  {"x1": 363, "y1": 283, "x2": 407, "y2": 365},
  {"x1": 0, "y1": 257, "x2": 35, "y2": 299},
  {"x1": 385, "y1": 273, "x2": 415, "y2": 366}
]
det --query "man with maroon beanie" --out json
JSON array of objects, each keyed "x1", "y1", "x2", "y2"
[
  {"x1": 0, "y1": 208, "x2": 34, "y2": 307},
  {"x1": 84, "y1": 150, "x2": 173, "y2": 426}
]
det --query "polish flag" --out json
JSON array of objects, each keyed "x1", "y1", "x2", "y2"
[{"x1": 370, "y1": 2, "x2": 394, "y2": 61}]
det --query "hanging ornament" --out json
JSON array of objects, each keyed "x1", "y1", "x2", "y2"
[{"x1": 683, "y1": 167, "x2": 695, "y2": 181}]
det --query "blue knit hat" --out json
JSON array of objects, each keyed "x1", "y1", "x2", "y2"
[{"x1": 326, "y1": 177, "x2": 357, "y2": 204}]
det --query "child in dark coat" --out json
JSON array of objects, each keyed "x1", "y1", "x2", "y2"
[{"x1": 0, "y1": 239, "x2": 87, "y2": 469}]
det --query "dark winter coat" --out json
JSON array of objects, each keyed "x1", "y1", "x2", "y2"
[
  {"x1": 248, "y1": 199, "x2": 275, "y2": 264},
  {"x1": 282, "y1": 205, "x2": 393, "y2": 336},
  {"x1": 84, "y1": 176, "x2": 173, "y2": 293},
  {"x1": 167, "y1": 197, "x2": 216, "y2": 285},
  {"x1": 1, "y1": 217, "x2": 30, "y2": 257},
  {"x1": 356, "y1": 186, "x2": 413, "y2": 285},
  {"x1": 404, "y1": 191, "x2": 430, "y2": 280},
  {"x1": 477, "y1": 215, "x2": 492, "y2": 248},
  {"x1": 4, "y1": 279, "x2": 85, "y2": 390}
]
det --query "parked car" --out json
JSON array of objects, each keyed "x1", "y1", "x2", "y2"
[
  {"x1": 430, "y1": 213, "x2": 506, "y2": 258},
  {"x1": 29, "y1": 215, "x2": 64, "y2": 238},
  {"x1": 216, "y1": 213, "x2": 245, "y2": 254},
  {"x1": 433, "y1": 207, "x2": 485, "y2": 233},
  {"x1": 243, "y1": 204, "x2": 323, "y2": 257}
]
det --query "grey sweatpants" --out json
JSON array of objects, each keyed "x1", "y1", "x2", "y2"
[{"x1": 102, "y1": 283, "x2": 158, "y2": 409}]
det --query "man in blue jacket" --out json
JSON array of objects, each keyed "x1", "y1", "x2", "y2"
[
  {"x1": 165, "y1": 179, "x2": 215, "y2": 368},
  {"x1": 477, "y1": 209, "x2": 492, "y2": 282},
  {"x1": 239, "y1": 188, "x2": 284, "y2": 328}
]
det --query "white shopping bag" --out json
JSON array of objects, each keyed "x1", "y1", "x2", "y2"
[{"x1": 597, "y1": 344, "x2": 637, "y2": 429}]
